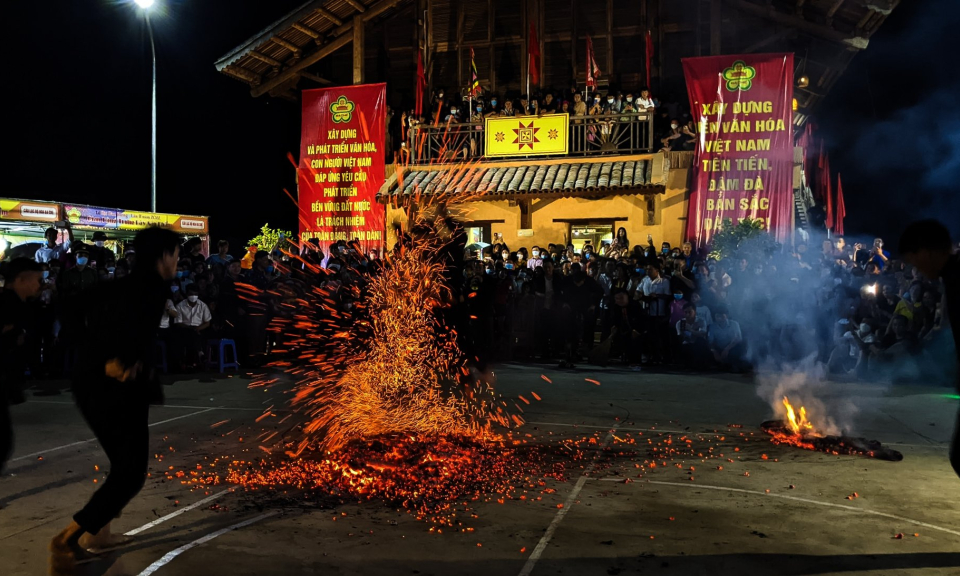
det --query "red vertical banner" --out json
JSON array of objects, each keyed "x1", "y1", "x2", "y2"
[
  {"x1": 682, "y1": 53, "x2": 794, "y2": 246},
  {"x1": 299, "y1": 83, "x2": 387, "y2": 249}
]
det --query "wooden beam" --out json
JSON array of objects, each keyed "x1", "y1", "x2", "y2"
[
  {"x1": 825, "y1": 0, "x2": 845, "y2": 24},
  {"x1": 313, "y1": 7, "x2": 343, "y2": 26},
  {"x1": 353, "y1": 15, "x2": 364, "y2": 84},
  {"x1": 252, "y1": 30, "x2": 352, "y2": 97},
  {"x1": 301, "y1": 71, "x2": 333, "y2": 85},
  {"x1": 224, "y1": 65, "x2": 261, "y2": 85},
  {"x1": 740, "y1": 27, "x2": 793, "y2": 53},
  {"x1": 248, "y1": 50, "x2": 283, "y2": 68},
  {"x1": 291, "y1": 23, "x2": 322, "y2": 44},
  {"x1": 726, "y1": 0, "x2": 869, "y2": 49},
  {"x1": 343, "y1": 0, "x2": 367, "y2": 12},
  {"x1": 271, "y1": 36, "x2": 302, "y2": 55}
]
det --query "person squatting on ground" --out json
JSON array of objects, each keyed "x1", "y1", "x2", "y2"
[{"x1": 48, "y1": 227, "x2": 180, "y2": 568}]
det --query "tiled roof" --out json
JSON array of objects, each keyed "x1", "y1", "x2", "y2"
[{"x1": 378, "y1": 159, "x2": 666, "y2": 200}]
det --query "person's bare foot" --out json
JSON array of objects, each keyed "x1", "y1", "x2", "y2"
[{"x1": 49, "y1": 522, "x2": 100, "y2": 571}]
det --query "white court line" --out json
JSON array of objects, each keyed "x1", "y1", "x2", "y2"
[
  {"x1": 517, "y1": 424, "x2": 620, "y2": 576},
  {"x1": 137, "y1": 511, "x2": 278, "y2": 576},
  {"x1": 27, "y1": 400, "x2": 268, "y2": 413},
  {"x1": 124, "y1": 489, "x2": 234, "y2": 536},
  {"x1": 10, "y1": 408, "x2": 219, "y2": 463},
  {"x1": 595, "y1": 478, "x2": 960, "y2": 538}
]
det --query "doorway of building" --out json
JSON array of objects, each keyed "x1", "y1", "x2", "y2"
[{"x1": 570, "y1": 223, "x2": 614, "y2": 254}]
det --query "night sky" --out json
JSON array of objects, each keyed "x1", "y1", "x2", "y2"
[{"x1": 5, "y1": 0, "x2": 959, "y2": 253}]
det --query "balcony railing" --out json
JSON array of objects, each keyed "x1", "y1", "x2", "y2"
[{"x1": 404, "y1": 112, "x2": 656, "y2": 164}]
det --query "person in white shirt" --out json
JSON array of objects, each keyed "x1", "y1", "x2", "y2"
[
  {"x1": 640, "y1": 263, "x2": 672, "y2": 363},
  {"x1": 636, "y1": 89, "x2": 656, "y2": 112},
  {"x1": 34, "y1": 225, "x2": 73, "y2": 264},
  {"x1": 174, "y1": 285, "x2": 212, "y2": 369},
  {"x1": 527, "y1": 246, "x2": 543, "y2": 270}
]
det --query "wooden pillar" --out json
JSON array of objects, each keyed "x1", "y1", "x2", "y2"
[
  {"x1": 488, "y1": 0, "x2": 496, "y2": 93},
  {"x1": 606, "y1": 0, "x2": 614, "y2": 78},
  {"x1": 710, "y1": 0, "x2": 722, "y2": 55},
  {"x1": 457, "y1": 4, "x2": 465, "y2": 93},
  {"x1": 570, "y1": 0, "x2": 578, "y2": 82},
  {"x1": 352, "y1": 15, "x2": 364, "y2": 84},
  {"x1": 519, "y1": 200, "x2": 532, "y2": 229}
]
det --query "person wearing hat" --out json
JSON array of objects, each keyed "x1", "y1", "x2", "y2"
[
  {"x1": 88, "y1": 231, "x2": 111, "y2": 271},
  {"x1": 58, "y1": 247, "x2": 99, "y2": 298}
]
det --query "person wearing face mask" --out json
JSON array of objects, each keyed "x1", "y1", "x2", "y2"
[
  {"x1": 661, "y1": 119, "x2": 684, "y2": 150},
  {"x1": 445, "y1": 104, "x2": 461, "y2": 123},
  {"x1": 87, "y1": 231, "x2": 111, "y2": 271},
  {"x1": 1, "y1": 259, "x2": 45, "y2": 473},
  {"x1": 58, "y1": 248, "x2": 99, "y2": 298},
  {"x1": 484, "y1": 97, "x2": 500, "y2": 118},
  {"x1": 173, "y1": 284, "x2": 212, "y2": 370},
  {"x1": 527, "y1": 246, "x2": 543, "y2": 270}
]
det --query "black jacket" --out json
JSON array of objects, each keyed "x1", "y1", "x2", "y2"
[{"x1": 70, "y1": 271, "x2": 168, "y2": 402}]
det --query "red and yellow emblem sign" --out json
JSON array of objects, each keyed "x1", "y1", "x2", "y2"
[{"x1": 484, "y1": 113, "x2": 569, "y2": 158}]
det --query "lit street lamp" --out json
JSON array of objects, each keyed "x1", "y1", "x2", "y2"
[{"x1": 135, "y1": 0, "x2": 157, "y2": 212}]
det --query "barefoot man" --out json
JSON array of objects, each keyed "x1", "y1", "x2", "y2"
[{"x1": 50, "y1": 227, "x2": 180, "y2": 565}]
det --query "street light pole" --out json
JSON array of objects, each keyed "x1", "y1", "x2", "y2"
[
  {"x1": 147, "y1": 16, "x2": 157, "y2": 213},
  {"x1": 136, "y1": 0, "x2": 157, "y2": 212}
]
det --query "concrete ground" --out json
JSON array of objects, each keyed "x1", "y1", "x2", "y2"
[{"x1": 1, "y1": 365, "x2": 958, "y2": 576}]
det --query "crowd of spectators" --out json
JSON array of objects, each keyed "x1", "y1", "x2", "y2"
[
  {"x1": 396, "y1": 86, "x2": 696, "y2": 160},
  {"x1": 452, "y1": 229, "x2": 955, "y2": 382},
  {"x1": 2, "y1": 221, "x2": 954, "y2": 385}
]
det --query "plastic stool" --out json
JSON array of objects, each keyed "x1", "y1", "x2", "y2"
[
  {"x1": 155, "y1": 340, "x2": 168, "y2": 374},
  {"x1": 206, "y1": 339, "x2": 239, "y2": 373}
]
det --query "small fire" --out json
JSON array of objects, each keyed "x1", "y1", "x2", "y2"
[
  {"x1": 767, "y1": 396, "x2": 818, "y2": 450},
  {"x1": 761, "y1": 396, "x2": 903, "y2": 461},
  {"x1": 782, "y1": 396, "x2": 814, "y2": 437}
]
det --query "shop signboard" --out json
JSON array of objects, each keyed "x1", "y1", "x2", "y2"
[
  {"x1": 0, "y1": 198, "x2": 60, "y2": 223},
  {"x1": 64, "y1": 205, "x2": 119, "y2": 229}
]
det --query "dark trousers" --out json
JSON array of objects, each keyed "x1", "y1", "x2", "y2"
[
  {"x1": 951, "y1": 407, "x2": 960, "y2": 479},
  {"x1": 73, "y1": 379, "x2": 150, "y2": 535},
  {"x1": 0, "y1": 399, "x2": 11, "y2": 474},
  {"x1": 644, "y1": 316, "x2": 670, "y2": 362}
]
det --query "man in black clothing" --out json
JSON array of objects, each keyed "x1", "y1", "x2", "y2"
[
  {"x1": 49, "y1": 227, "x2": 180, "y2": 565},
  {"x1": 899, "y1": 219, "x2": 959, "y2": 479},
  {"x1": 1, "y1": 259, "x2": 44, "y2": 473},
  {"x1": 559, "y1": 270, "x2": 604, "y2": 367}
]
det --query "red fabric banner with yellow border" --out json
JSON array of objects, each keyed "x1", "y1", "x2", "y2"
[
  {"x1": 299, "y1": 83, "x2": 386, "y2": 248},
  {"x1": 682, "y1": 53, "x2": 794, "y2": 246}
]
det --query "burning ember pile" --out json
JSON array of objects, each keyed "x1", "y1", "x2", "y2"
[
  {"x1": 761, "y1": 396, "x2": 903, "y2": 461},
  {"x1": 220, "y1": 434, "x2": 572, "y2": 528}
]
